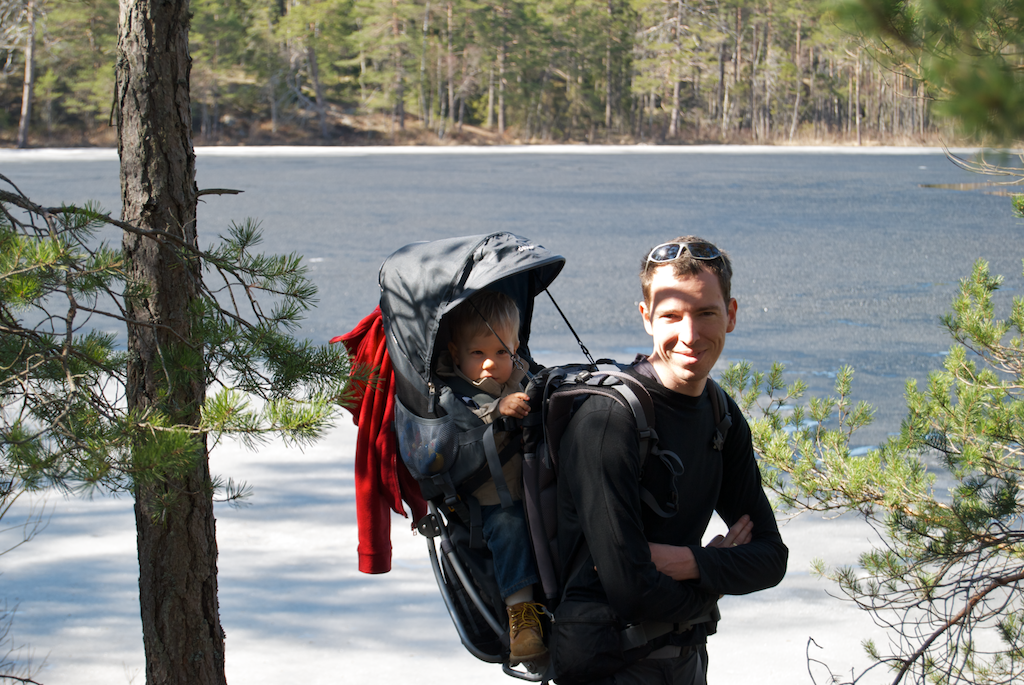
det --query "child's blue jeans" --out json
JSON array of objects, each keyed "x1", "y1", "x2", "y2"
[{"x1": 481, "y1": 500, "x2": 540, "y2": 600}]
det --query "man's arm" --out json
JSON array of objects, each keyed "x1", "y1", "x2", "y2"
[
  {"x1": 689, "y1": 404, "x2": 788, "y2": 596},
  {"x1": 561, "y1": 398, "x2": 719, "y2": 625},
  {"x1": 649, "y1": 515, "x2": 753, "y2": 582}
]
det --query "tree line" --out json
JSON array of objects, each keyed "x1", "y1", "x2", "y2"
[{"x1": 1, "y1": 0, "x2": 956, "y2": 145}]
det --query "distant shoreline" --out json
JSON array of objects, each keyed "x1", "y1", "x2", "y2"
[{"x1": 0, "y1": 144, "x2": 996, "y2": 162}]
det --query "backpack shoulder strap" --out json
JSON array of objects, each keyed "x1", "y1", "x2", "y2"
[
  {"x1": 706, "y1": 378, "x2": 733, "y2": 451},
  {"x1": 590, "y1": 370, "x2": 655, "y2": 463},
  {"x1": 582, "y1": 370, "x2": 685, "y2": 519}
]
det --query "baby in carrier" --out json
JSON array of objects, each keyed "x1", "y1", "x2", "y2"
[{"x1": 435, "y1": 290, "x2": 548, "y2": 666}]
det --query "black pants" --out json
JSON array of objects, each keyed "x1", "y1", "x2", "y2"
[{"x1": 590, "y1": 645, "x2": 707, "y2": 685}]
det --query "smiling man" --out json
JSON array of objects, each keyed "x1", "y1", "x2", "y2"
[{"x1": 552, "y1": 237, "x2": 788, "y2": 685}]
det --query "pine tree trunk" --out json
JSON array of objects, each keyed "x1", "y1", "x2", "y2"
[
  {"x1": 812, "y1": 48, "x2": 819, "y2": 138},
  {"x1": 307, "y1": 45, "x2": 329, "y2": 138},
  {"x1": 668, "y1": 0, "x2": 681, "y2": 138},
  {"x1": 719, "y1": 39, "x2": 730, "y2": 139},
  {"x1": 788, "y1": 17, "x2": 802, "y2": 141},
  {"x1": 447, "y1": 2, "x2": 454, "y2": 125},
  {"x1": 670, "y1": 79, "x2": 680, "y2": 138},
  {"x1": 392, "y1": 0, "x2": 405, "y2": 133},
  {"x1": 847, "y1": 68, "x2": 853, "y2": 135},
  {"x1": 716, "y1": 40, "x2": 725, "y2": 122},
  {"x1": 116, "y1": 1, "x2": 225, "y2": 684},
  {"x1": 498, "y1": 25, "x2": 506, "y2": 137},
  {"x1": 437, "y1": 50, "x2": 446, "y2": 136},
  {"x1": 749, "y1": 20, "x2": 759, "y2": 140},
  {"x1": 605, "y1": 0, "x2": 613, "y2": 133},
  {"x1": 855, "y1": 49, "x2": 862, "y2": 145},
  {"x1": 733, "y1": 7, "x2": 741, "y2": 93},
  {"x1": 17, "y1": 0, "x2": 35, "y2": 149},
  {"x1": 420, "y1": 2, "x2": 430, "y2": 126},
  {"x1": 270, "y1": 73, "x2": 279, "y2": 133},
  {"x1": 486, "y1": 65, "x2": 494, "y2": 129},
  {"x1": 764, "y1": 10, "x2": 771, "y2": 138},
  {"x1": 570, "y1": 30, "x2": 579, "y2": 135}
]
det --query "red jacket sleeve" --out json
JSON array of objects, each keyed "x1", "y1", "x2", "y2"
[{"x1": 335, "y1": 307, "x2": 427, "y2": 574}]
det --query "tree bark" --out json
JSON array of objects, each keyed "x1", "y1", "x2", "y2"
[
  {"x1": 498, "y1": 14, "x2": 506, "y2": 137},
  {"x1": 17, "y1": 0, "x2": 35, "y2": 149},
  {"x1": 670, "y1": 79, "x2": 680, "y2": 138},
  {"x1": 437, "y1": 50, "x2": 445, "y2": 136},
  {"x1": 750, "y1": 20, "x2": 760, "y2": 139},
  {"x1": 447, "y1": 1, "x2": 454, "y2": 125},
  {"x1": 855, "y1": 48, "x2": 862, "y2": 145},
  {"x1": 734, "y1": 7, "x2": 741, "y2": 86},
  {"x1": 420, "y1": 2, "x2": 430, "y2": 126},
  {"x1": 605, "y1": 0, "x2": 613, "y2": 133},
  {"x1": 764, "y1": 14, "x2": 772, "y2": 138},
  {"x1": 392, "y1": 0, "x2": 404, "y2": 132},
  {"x1": 668, "y1": 0, "x2": 681, "y2": 138},
  {"x1": 307, "y1": 44, "x2": 329, "y2": 139},
  {"x1": 788, "y1": 17, "x2": 802, "y2": 141},
  {"x1": 116, "y1": 1, "x2": 226, "y2": 684},
  {"x1": 718, "y1": 40, "x2": 728, "y2": 138},
  {"x1": 305, "y1": 44, "x2": 329, "y2": 139},
  {"x1": 486, "y1": 65, "x2": 494, "y2": 129},
  {"x1": 270, "y1": 73, "x2": 280, "y2": 133}
]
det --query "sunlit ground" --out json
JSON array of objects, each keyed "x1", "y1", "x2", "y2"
[{"x1": 3, "y1": 420, "x2": 888, "y2": 685}]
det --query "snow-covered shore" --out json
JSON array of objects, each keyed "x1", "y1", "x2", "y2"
[{"x1": 3, "y1": 420, "x2": 888, "y2": 685}]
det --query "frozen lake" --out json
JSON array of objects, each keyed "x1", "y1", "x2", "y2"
[
  {"x1": 2, "y1": 145, "x2": 1022, "y2": 684},
  {"x1": 4, "y1": 145, "x2": 1021, "y2": 445}
]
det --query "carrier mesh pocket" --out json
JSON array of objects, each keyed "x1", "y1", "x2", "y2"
[{"x1": 394, "y1": 397, "x2": 459, "y2": 481}]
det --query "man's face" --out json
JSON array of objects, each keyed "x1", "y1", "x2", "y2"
[
  {"x1": 639, "y1": 265, "x2": 737, "y2": 396},
  {"x1": 448, "y1": 327, "x2": 518, "y2": 385}
]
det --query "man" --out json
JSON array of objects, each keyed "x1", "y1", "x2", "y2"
[{"x1": 553, "y1": 237, "x2": 788, "y2": 684}]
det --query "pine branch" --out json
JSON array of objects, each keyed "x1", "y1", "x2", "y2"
[{"x1": 891, "y1": 570, "x2": 1024, "y2": 685}]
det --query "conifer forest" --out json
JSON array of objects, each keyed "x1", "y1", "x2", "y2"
[{"x1": 1, "y1": 0, "x2": 956, "y2": 144}]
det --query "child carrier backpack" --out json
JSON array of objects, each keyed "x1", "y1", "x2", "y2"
[{"x1": 365, "y1": 232, "x2": 731, "y2": 682}]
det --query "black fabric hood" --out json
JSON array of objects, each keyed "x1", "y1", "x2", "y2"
[{"x1": 379, "y1": 233, "x2": 565, "y2": 401}]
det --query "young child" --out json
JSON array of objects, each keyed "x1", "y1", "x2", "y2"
[{"x1": 437, "y1": 290, "x2": 547, "y2": 666}]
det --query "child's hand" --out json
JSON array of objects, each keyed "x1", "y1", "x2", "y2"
[{"x1": 498, "y1": 392, "x2": 530, "y2": 418}]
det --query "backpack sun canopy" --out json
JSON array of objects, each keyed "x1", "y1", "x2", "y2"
[{"x1": 379, "y1": 232, "x2": 565, "y2": 402}]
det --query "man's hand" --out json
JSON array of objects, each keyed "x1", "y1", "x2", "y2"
[
  {"x1": 648, "y1": 542, "x2": 700, "y2": 581},
  {"x1": 706, "y1": 514, "x2": 752, "y2": 549},
  {"x1": 498, "y1": 391, "x2": 530, "y2": 418},
  {"x1": 648, "y1": 515, "x2": 753, "y2": 582}
]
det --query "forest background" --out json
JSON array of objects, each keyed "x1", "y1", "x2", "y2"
[{"x1": 0, "y1": 0, "x2": 958, "y2": 147}]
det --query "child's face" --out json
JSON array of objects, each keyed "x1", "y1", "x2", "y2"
[{"x1": 448, "y1": 326, "x2": 518, "y2": 385}]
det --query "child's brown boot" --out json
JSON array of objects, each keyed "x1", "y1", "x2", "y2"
[{"x1": 507, "y1": 602, "x2": 548, "y2": 665}]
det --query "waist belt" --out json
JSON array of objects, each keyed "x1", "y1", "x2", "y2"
[
  {"x1": 646, "y1": 644, "x2": 696, "y2": 660},
  {"x1": 619, "y1": 612, "x2": 713, "y2": 652}
]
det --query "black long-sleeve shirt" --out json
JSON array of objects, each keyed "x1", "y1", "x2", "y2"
[{"x1": 555, "y1": 368, "x2": 788, "y2": 642}]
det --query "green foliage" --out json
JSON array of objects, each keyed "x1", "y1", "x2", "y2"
[
  {"x1": 1, "y1": 0, "x2": 946, "y2": 142},
  {"x1": 0, "y1": 174, "x2": 357, "y2": 516},
  {"x1": 350, "y1": 0, "x2": 421, "y2": 116},
  {"x1": 33, "y1": 0, "x2": 118, "y2": 128},
  {"x1": 731, "y1": 259, "x2": 1024, "y2": 683},
  {"x1": 833, "y1": 0, "x2": 1024, "y2": 142}
]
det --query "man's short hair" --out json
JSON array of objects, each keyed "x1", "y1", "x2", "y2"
[
  {"x1": 447, "y1": 290, "x2": 521, "y2": 345},
  {"x1": 640, "y1": 235, "x2": 733, "y2": 307}
]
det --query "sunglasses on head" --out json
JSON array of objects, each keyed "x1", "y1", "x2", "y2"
[{"x1": 646, "y1": 241, "x2": 722, "y2": 264}]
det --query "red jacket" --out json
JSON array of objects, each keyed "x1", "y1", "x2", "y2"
[{"x1": 334, "y1": 307, "x2": 427, "y2": 574}]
